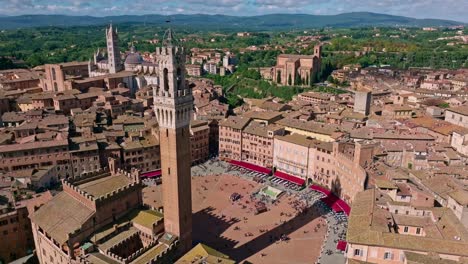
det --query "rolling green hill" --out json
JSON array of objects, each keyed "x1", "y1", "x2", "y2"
[{"x1": 0, "y1": 12, "x2": 463, "y2": 30}]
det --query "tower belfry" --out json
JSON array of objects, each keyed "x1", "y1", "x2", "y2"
[
  {"x1": 106, "y1": 24, "x2": 123, "y2": 74},
  {"x1": 153, "y1": 28, "x2": 193, "y2": 253}
]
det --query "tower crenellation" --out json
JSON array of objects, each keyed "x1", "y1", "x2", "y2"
[{"x1": 153, "y1": 35, "x2": 193, "y2": 130}]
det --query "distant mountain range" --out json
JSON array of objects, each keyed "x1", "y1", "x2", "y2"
[{"x1": 0, "y1": 12, "x2": 464, "y2": 30}]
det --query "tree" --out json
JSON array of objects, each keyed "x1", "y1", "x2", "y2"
[
  {"x1": 327, "y1": 75, "x2": 335, "y2": 84},
  {"x1": 310, "y1": 71, "x2": 318, "y2": 85},
  {"x1": 438, "y1": 102, "x2": 450, "y2": 108},
  {"x1": 295, "y1": 73, "x2": 302, "y2": 86},
  {"x1": 318, "y1": 60, "x2": 335, "y2": 82},
  {"x1": 0, "y1": 57, "x2": 15, "y2": 70},
  {"x1": 288, "y1": 74, "x2": 292, "y2": 86},
  {"x1": 26, "y1": 53, "x2": 45, "y2": 67},
  {"x1": 306, "y1": 74, "x2": 309, "y2": 86}
]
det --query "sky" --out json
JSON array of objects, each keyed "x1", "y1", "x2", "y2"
[{"x1": 0, "y1": 0, "x2": 467, "y2": 22}]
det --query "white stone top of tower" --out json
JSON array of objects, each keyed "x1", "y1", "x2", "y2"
[
  {"x1": 106, "y1": 23, "x2": 118, "y2": 37},
  {"x1": 153, "y1": 27, "x2": 193, "y2": 130}
]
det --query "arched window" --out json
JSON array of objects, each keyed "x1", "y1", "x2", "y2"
[
  {"x1": 176, "y1": 68, "x2": 182, "y2": 90},
  {"x1": 51, "y1": 68, "x2": 56, "y2": 80},
  {"x1": 163, "y1": 68, "x2": 169, "y2": 92}
]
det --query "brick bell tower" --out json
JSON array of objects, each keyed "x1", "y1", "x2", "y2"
[{"x1": 153, "y1": 28, "x2": 193, "y2": 253}]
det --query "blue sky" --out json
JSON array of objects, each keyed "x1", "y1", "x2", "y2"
[{"x1": 1, "y1": 0, "x2": 467, "y2": 22}]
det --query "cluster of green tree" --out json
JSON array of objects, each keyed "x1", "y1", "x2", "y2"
[
  {"x1": 321, "y1": 27, "x2": 468, "y2": 69},
  {"x1": 0, "y1": 24, "x2": 181, "y2": 67},
  {"x1": 1, "y1": 24, "x2": 465, "y2": 70},
  {"x1": 205, "y1": 57, "x2": 344, "y2": 107},
  {"x1": 237, "y1": 50, "x2": 281, "y2": 68},
  {"x1": 205, "y1": 66, "x2": 308, "y2": 107},
  {"x1": 0, "y1": 57, "x2": 15, "y2": 70}
]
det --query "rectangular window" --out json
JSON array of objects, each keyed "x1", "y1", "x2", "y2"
[
  {"x1": 416, "y1": 228, "x2": 421, "y2": 234},
  {"x1": 384, "y1": 252, "x2": 392, "y2": 260},
  {"x1": 354, "y1": 249, "x2": 361, "y2": 256},
  {"x1": 404, "y1": 226, "x2": 409, "y2": 233}
]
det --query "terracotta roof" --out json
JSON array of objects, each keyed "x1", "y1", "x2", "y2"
[
  {"x1": 56, "y1": 61, "x2": 89, "y2": 67},
  {"x1": 375, "y1": 179, "x2": 398, "y2": 189},
  {"x1": 446, "y1": 106, "x2": 468, "y2": 116},
  {"x1": 78, "y1": 174, "x2": 132, "y2": 197},
  {"x1": 243, "y1": 122, "x2": 280, "y2": 138},
  {"x1": 404, "y1": 251, "x2": 460, "y2": 264},
  {"x1": 276, "y1": 118, "x2": 341, "y2": 135},
  {"x1": 243, "y1": 110, "x2": 283, "y2": 121},
  {"x1": 1, "y1": 112, "x2": 25, "y2": 122},
  {"x1": 448, "y1": 190, "x2": 468, "y2": 206},
  {"x1": 131, "y1": 210, "x2": 163, "y2": 229},
  {"x1": 347, "y1": 189, "x2": 468, "y2": 257},
  {"x1": 0, "y1": 139, "x2": 68, "y2": 153},
  {"x1": 31, "y1": 192, "x2": 94, "y2": 244},
  {"x1": 176, "y1": 243, "x2": 235, "y2": 264},
  {"x1": 219, "y1": 116, "x2": 251, "y2": 130}
]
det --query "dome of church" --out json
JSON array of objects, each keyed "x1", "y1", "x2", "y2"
[
  {"x1": 125, "y1": 44, "x2": 143, "y2": 65},
  {"x1": 125, "y1": 52, "x2": 144, "y2": 65}
]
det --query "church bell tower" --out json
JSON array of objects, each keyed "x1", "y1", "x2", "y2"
[
  {"x1": 153, "y1": 28, "x2": 193, "y2": 253},
  {"x1": 106, "y1": 24, "x2": 123, "y2": 74}
]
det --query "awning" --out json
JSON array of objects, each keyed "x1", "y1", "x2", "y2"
[
  {"x1": 315, "y1": 187, "x2": 351, "y2": 216},
  {"x1": 336, "y1": 199, "x2": 351, "y2": 216},
  {"x1": 336, "y1": 240, "x2": 347, "y2": 251},
  {"x1": 321, "y1": 195, "x2": 340, "y2": 212},
  {"x1": 274, "y1": 171, "x2": 305, "y2": 186},
  {"x1": 310, "y1": 184, "x2": 332, "y2": 196},
  {"x1": 141, "y1": 170, "x2": 162, "y2": 178},
  {"x1": 229, "y1": 160, "x2": 272, "y2": 175}
]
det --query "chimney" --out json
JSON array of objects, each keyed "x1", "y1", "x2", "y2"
[
  {"x1": 108, "y1": 157, "x2": 118, "y2": 176},
  {"x1": 131, "y1": 168, "x2": 141, "y2": 184}
]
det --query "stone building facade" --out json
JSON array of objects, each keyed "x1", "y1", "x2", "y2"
[
  {"x1": 273, "y1": 134, "x2": 369, "y2": 203},
  {"x1": 241, "y1": 122, "x2": 284, "y2": 168},
  {"x1": 259, "y1": 45, "x2": 321, "y2": 86},
  {"x1": 0, "y1": 192, "x2": 52, "y2": 263},
  {"x1": 190, "y1": 120, "x2": 210, "y2": 165},
  {"x1": 41, "y1": 62, "x2": 89, "y2": 92},
  {"x1": 219, "y1": 116, "x2": 251, "y2": 162}
]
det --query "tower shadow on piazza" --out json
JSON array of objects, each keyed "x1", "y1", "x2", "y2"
[{"x1": 192, "y1": 201, "x2": 322, "y2": 263}]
